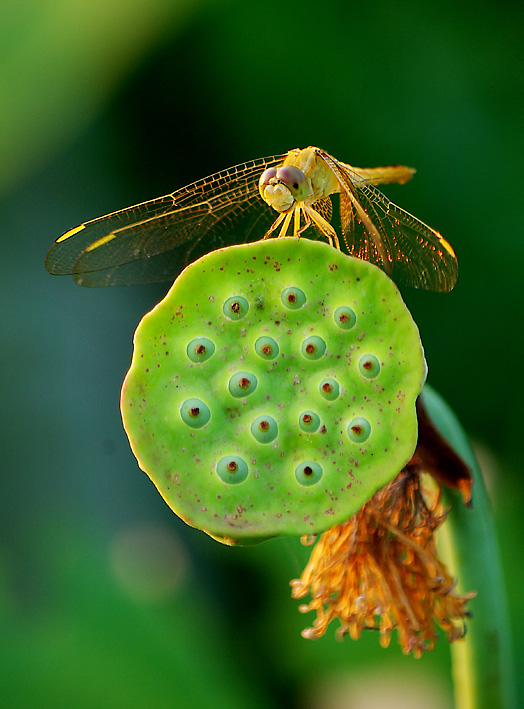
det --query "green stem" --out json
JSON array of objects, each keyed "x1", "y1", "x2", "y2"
[{"x1": 422, "y1": 386, "x2": 516, "y2": 709}]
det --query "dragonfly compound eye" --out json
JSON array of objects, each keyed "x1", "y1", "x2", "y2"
[
  {"x1": 258, "y1": 167, "x2": 277, "y2": 198},
  {"x1": 276, "y1": 165, "x2": 309, "y2": 202},
  {"x1": 121, "y1": 238, "x2": 426, "y2": 545}
]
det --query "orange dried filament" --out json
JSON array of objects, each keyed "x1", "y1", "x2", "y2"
[{"x1": 290, "y1": 468, "x2": 475, "y2": 658}]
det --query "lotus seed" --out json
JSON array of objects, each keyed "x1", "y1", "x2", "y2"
[
  {"x1": 301, "y1": 336, "x2": 327, "y2": 360},
  {"x1": 186, "y1": 337, "x2": 215, "y2": 362},
  {"x1": 347, "y1": 417, "x2": 371, "y2": 442},
  {"x1": 216, "y1": 456, "x2": 248, "y2": 484},
  {"x1": 254, "y1": 336, "x2": 279, "y2": 360},
  {"x1": 295, "y1": 461, "x2": 323, "y2": 486},
  {"x1": 228, "y1": 372, "x2": 258, "y2": 397},
  {"x1": 180, "y1": 398, "x2": 211, "y2": 428},
  {"x1": 299, "y1": 411, "x2": 320, "y2": 432},
  {"x1": 281, "y1": 287, "x2": 306, "y2": 309},
  {"x1": 359, "y1": 354, "x2": 381, "y2": 379},
  {"x1": 223, "y1": 296, "x2": 249, "y2": 320},
  {"x1": 251, "y1": 415, "x2": 278, "y2": 443},
  {"x1": 319, "y1": 378, "x2": 340, "y2": 400},
  {"x1": 334, "y1": 306, "x2": 357, "y2": 330}
]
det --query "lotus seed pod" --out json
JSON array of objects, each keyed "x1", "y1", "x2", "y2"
[{"x1": 121, "y1": 238, "x2": 426, "y2": 545}]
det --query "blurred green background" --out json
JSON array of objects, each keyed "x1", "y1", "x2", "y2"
[{"x1": 2, "y1": 1, "x2": 522, "y2": 706}]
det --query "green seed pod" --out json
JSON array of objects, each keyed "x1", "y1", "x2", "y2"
[{"x1": 121, "y1": 238, "x2": 426, "y2": 545}]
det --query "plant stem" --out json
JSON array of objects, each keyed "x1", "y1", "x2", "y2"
[{"x1": 422, "y1": 386, "x2": 516, "y2": 709}]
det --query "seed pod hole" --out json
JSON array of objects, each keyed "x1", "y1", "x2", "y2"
[
  {"x1": 186, "y1": 337, "x2": 215, "y2": 362},
  {"x1": 301, "y1": 335, "x2": 326, "y2": 360},
  {"x1": 250, "y1": 415, "x2": 278, "y2": 443},
  {"x1": 334, "y1": 306, "x2": 357, "y2": 330},
  {"x1": 254, "y1": 336, "x2": 279, "y2": 360},
  {"x1": 299, "y1": 410, "x2": 320, "y2": 432},
  {"x1": 295, "y1": 461, "x2": 323, "y2": 486},
  {"x1": 216, "y1": 456, "x2": 248, "y2": 484},
  {"x1": 359, "y1": 354, "x2": 381, "y2": 379},
  {"x1": 223, "y1": 296, "x2": 249, "y2": 320},
  {"x1": 319, "y1": 378, "x2": 340, "y2": 400},
  {"x1": 180, "y1": 398, "x2": 211, "y2": 428},
  {"x1": 281, "y1": 287, "x2": 306, "y2": 309},
  {"x1": 228, "y1": 372, "x2": 258, "y2": 398},
  {"x1": 347, "y1": 417, "x2": 371, "y2": 443}
]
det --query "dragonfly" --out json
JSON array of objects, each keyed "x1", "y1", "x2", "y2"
[{"x1": 45, "y1": 146, "x2": 457, "y2": 291}]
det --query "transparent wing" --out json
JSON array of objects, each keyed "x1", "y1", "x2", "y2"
[
  {"x1": 311, "y1": 196, "x2": 333, "y2": 223},
  {"x1": 46, "y1": 154, "x2": 286, "y2": 286},
  {"x1": 317, "y1": 150, "x2": 458, "y2": 292}
]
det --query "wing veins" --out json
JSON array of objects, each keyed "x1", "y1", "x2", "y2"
[
  {"x1": 47, "y1": 153, "x2": 286, "y2": 284},
  {"x1": 316, "y1": 149, "x2": 457, "y2": 291}
]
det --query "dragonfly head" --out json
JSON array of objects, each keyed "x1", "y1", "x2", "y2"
[{"x1": 259, "y1": 165, "x2": 310, "y2": 213}]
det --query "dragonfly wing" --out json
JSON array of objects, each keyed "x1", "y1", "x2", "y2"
[
  {"x1": 317, "y1": 150, "x2": 458, "y2": 292},
  {"x1": 46, "y1": 154, "x2": 286, "y2": 286},
  {"x1": 311, "y1": 195, "x2": 333, "y2": 223}
]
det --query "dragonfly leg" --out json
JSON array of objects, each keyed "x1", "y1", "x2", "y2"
[
  {"x1": 277, "y1": 210, "x2": 294, "y2": 238},
  {"x1": 263, "y1": 213, "x2": 286, "y2": 239},
  {"x1": 305, "y1": 206, "x2": 341, "y2": 250},
  {"x1": 294, "y1": 206, "x2": 311, "y2": 237},
  {"x1": 293, "y1": 205, "x2": 302, "y2": 236}
]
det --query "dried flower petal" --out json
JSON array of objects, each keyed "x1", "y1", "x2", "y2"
[{"x1": 290, "y1": 466, "x2": 475, "y2": 658}]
